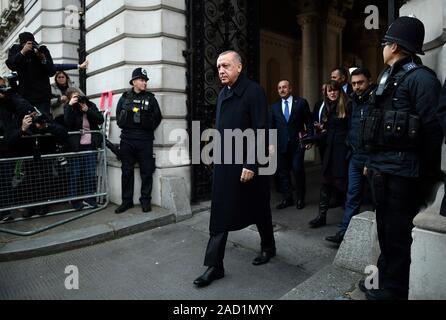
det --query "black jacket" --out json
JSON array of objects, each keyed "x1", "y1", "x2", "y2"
[
  {"x1": 368, "y1": 56, "x2": 443, "y2": 179},
  {"x1": 347, "y1": 85, "x2": 374, "y2": 163},
  {"x1": 64, "y1": 100, "x2": 104, "y2": 151},
  {"x1": 210, "y1": 73, "x2": 271, "y2": 233},
  {"x1": 6, "y1": 44, "x2": 56, "y2": 105},
  {"x1": 7, "y1": 120, "x2": 68, "y2": 158},
  {"x1": 0, "y1": 92, "x2": 34, "y2": 157},
  {"x1": 321, "y1": 101, "x2": 351, "y2": 178},
  {"x1": 269, "y1": 96, "x2": 313, "y2": 154},
  {"x1": 116, "y1": 90, "x2": 162, "y2": 141}
]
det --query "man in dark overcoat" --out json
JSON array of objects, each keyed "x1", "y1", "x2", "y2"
[{"x1": 193, "y1": 50, "x2": 276, "y2": 288}]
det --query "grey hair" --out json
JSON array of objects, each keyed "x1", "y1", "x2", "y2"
[{"x1": 219, "y1": 50, "x2": 243, "y2": 64}]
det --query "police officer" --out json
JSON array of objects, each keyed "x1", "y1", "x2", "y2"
[
  {"x1": 115, "y1": 68, "x2": 162, "y2": 214},
  {"x1": 360, "y1": 16, "x2": 443, "y2": 300}
]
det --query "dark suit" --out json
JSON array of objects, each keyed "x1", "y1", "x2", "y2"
[
  {"x1": 312, "y1": 99, "x2": 327, "y2": 161},
  {"x1": 344, "y1": 83, "x2": 353, "y2": 96},
  {"x1": 270, "y1": 96, "x2": 313, "y2": 202},
  {"x1": 204, "y1": 73, "x2": 275, "y2": 268}
]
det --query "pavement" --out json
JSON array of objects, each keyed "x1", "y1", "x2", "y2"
[{"x1": 0, "y1": 164, "x2": 370, "y2": 300}]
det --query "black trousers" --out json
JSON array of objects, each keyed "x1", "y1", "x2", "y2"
[
  {"x1": 370, "y1": 171, "x2": 419, "y2": 295},
  {"x1": 203, "y1": 216, "x2": 276, "y2": 268},
  {"x1": 277, "y1": 146, "x2": 306, "y2": 201},
  {"x1": 120, "y1": 139, "x2": 154, "y2": 206}
]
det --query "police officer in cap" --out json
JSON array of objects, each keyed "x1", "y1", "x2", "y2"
[
  {"x1": 360, "y1": 16, "x2": 443, "y2": 300},
  {"x1": 115, "y1": 68, "x2": 162, "y2": 214}
]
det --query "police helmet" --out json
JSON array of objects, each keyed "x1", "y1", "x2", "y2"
[
  {"x1": 130, "y1": 67, "x2": 149, "y2": 85},
  {"x1": 382, "y1": 16, "x2": 425, "y2": 55}
]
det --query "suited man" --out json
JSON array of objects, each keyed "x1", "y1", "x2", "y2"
[
  {"x1": 270, "y1": 80, "x2": 313, "y2": 210},
  {"x1": 331, "y1": 67, "x2": 353, "y2": 96},
  {"x1": 193, "y1": 51, "x2": 275, "y2": 288},
  {"x1": 313, "y1": 84, "x2": 328, "y2": 161}
]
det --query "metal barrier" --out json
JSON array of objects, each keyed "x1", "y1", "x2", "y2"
[{"x1": 0, "y1": 130, "x2": 109, "y2": 236}]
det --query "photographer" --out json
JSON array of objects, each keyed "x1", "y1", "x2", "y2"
[
  {"x1": 8, "y1": 108, "x2": 68, "y2": 218},
  {"x1": 0, "y1": 80, "x2": 19, "y2": 220},
  {"x1": 64, "y1": 88, "x2": 104, "y2": 210},
  {"x1": 6, "y1": 32, "x2": 56, "y2": 117}
]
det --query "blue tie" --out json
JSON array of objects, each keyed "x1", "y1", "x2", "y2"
[{"x1": 284, "y1": 100, "x2": 290, "y2": 122}]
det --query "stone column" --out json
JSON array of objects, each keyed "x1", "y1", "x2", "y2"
[
  {"x1": 297, "y1": 13, "x2": 319, "y2": 162},
  {"x1": 297, "y1": 13, "x2": 319, "y2": 108},
  {"x1": 85, "y1": 0, "x2": 189, "y2": 207},
  {"x1": 323, "y1": 14, "x2": 346, "y2": 81},
  {"x1": 358, "y1": 31, "x2": 381, "y2": 80}
]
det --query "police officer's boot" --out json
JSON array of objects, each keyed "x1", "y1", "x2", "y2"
[{"x1": 309, "y1": 185, "x2": 331, "y2": 228}]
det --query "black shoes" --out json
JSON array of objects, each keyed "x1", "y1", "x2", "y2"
[
  {"x1": 115, "y1": 202, "x2": 134, "y2": 214},
  {"x1": 358, "y1": 279, "x2": 367, "y2": 293},
  {"x1": 296, "y1": 199, "x2": 305, "y2": 210},
  {"x1": 276, "y1": 198, "x2": 293, "y2": 210},
  {"x1": 325, "y1": 230, "x2": 345, "y2": 244},
  {"x1": 193, "y1": 266, "x2": 225, "y2": 287},
  {"x1": 365, "y1": 288, "x2": 407, "y2": 300},
  {"x1": 252, "y1": 248, "x2": 276, "y2": 266},
  {"x1": 309, "y1": 213, "x2": 326, "y2": 228},
  {"x1": 358, "y1": 279, "x2": 407, "y2": 300},
  {"x1": 70, "y1": 200, "x2": 85, "y2": 211},
  {"x1": 142, "y1": 203, "x2": 152, "y2": 213}
]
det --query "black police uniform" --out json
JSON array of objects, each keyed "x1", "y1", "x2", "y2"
[
  {"x1": 362, "y1": 17, "x2": 443, "y2": 299},
  {"x1": 116, "y1": 72, "x2": 162, "y2": 211},
  {"x1": 436, "y1": 81, "x2": 446, "y2": 217}
]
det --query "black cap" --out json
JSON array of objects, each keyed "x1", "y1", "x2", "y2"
[
  {"x1": 382, "y1": 16, "x2": 425, "y2": 55},
  {"x1": 129, "y1": 67, "x2": 149, "y2": 85},
  {"x1": 19, "y1": 32, "x2": 36, "y2": 45}
]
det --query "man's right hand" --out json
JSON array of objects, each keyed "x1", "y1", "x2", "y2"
[
  {"x1": 21, "y1": 115, "x2": 33, "y2": 132},
  {"x1": 20, "y1": 41, "x2": 33, "y2": 55}
]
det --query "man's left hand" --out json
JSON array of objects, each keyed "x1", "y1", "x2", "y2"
[
  {"x1": 305, "y1": 144, "x2": 313, "y2": 150},
  {"x1": 240, "y1": 169, "x2": 254, "y2": 183}
]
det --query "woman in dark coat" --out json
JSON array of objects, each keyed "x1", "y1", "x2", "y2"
[
  {"x1": 309, "y1": 80, "x2": 350, "y2": 228},
  {"x1": 64, "y1": 87, "x2": 104, "y2": 210}
]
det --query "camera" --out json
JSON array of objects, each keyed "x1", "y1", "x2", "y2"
[
  {"x1": 77, "y1": 95, "x2": 88, "y2": 105},
  {"x1": 30, "y1": 107, "x2": 48, "y2": 125},
  {"x1": 32, "y1": 42, "x2": 40, "y2": 51}
]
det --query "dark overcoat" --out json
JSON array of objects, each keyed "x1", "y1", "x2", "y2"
[
  {"x1": 210, "y1": 73, "x2": 271, "y2": 233},
  {"x1": 322, "y1": 101, "x2": 350, "y2": 178}
]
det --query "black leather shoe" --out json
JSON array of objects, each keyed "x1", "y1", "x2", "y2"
[
  {"x1": 358, "y1": 279, "x2": 367, "y2": 293},
  {"x1": 309, "y1": 214, "x2": 326, "y2": 228},
  {"x1": 252, "y1": 248, "x2": 276, "y2": 266},
  {"x1": 325, "y1": 230, "x2": 345, "y2": 244},
  {"x1": 193, "y1": 267, "x2": 225, "y2": 287},
  {"x1": 276, "y1": 198, "x2": 293, "y2": 210},
  {"x1": 296, "y1": 199, "x2": 305, "y2": 210},
  {"x1": 142, "y1": 204, "x2": 152, "y2": 213},
  {"x1": 365, "y1": 288, "x2": 407, "y2": 300},
  {"x1": 115, "y1": 202, "x2": 134, "y2": 214}
]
